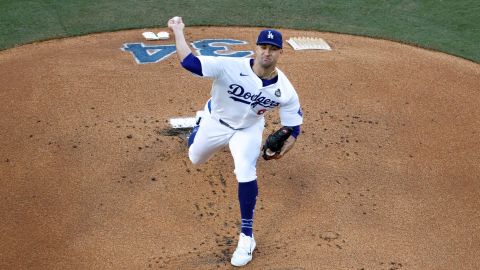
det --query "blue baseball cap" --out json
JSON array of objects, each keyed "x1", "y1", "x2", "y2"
[{"x1": 256, "y1": 29, "x2": 283, "y2": 48}]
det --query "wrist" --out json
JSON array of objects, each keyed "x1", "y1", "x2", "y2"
[{"x1": 172, "y1": 28, "x2": 185, "y2": 36}]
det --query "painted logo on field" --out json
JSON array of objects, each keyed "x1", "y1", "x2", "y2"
[
  {"x1": 122, "y1": 43, "x2": 176, "y2": 64},
  {"x1": 191, "y1": 39, "x2": 253, "y2": 58},
  {"x1": 122, "y1": 39, "x2": 253, "y2": 64}
]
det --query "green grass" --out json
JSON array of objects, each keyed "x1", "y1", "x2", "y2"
[{"x1": 0, "y1": 0, "x2": 479, "y2": 62}]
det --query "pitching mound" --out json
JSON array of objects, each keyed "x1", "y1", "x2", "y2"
[{"x1": 1, "y1": 27, "x2": 479, "y2": 269}]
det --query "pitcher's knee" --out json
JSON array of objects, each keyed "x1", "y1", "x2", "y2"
[
  {"x1": 189, "y1": 154, "x2": 201, "y2": 165},
  {"x1": 189, "y1": 150, "x2": 206, "y2": 165},
  {"x1": 234, "y1": 166, "x2": 257, "y2": 183}
]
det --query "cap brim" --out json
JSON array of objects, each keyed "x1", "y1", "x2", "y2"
[{"x1": 256, "y1": 41, "x2": 282, "y2": 49}]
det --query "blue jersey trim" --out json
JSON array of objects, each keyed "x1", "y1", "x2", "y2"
[
  {"x1": 262, "y1": 76, "x2": 278, "y2": 87},
  {"x1": 181, "y1": 53, "x2": 203, "y2": 76}
]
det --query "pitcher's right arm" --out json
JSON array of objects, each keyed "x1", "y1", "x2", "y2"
[{"x1": 168, "y1": 17, "x2": 192, "y2": 62}]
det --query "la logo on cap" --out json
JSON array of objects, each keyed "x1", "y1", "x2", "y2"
[{"x1": 268, "y1": 31, "x2": 274, "y2": 39}]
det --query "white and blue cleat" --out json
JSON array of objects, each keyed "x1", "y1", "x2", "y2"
[{"x1": 231, "y1": 233, "x2": 256, "y2": 267}]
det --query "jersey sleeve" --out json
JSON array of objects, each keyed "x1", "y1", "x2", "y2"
[
  {"x1": 197, "y1": 56, "x2": 225, "y2": 78},
  {"x1": 279, "y1": 90, "x2": 303, "y2": 127},
  {"x1": 181, "y1": 53, "x2": 203, "y2": 76}
]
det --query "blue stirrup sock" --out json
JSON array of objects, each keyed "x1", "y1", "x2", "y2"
[{"x1": 238, "y1": 180, "x2": 258, "y2": 237}]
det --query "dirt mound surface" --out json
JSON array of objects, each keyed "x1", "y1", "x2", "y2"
[{"x1": 1, "y1": 27, "x2": 479, "y2": 269}]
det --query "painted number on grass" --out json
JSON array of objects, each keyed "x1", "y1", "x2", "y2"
[{"x1": 122, "y1": 39, "x2": 253, "y2": 64}]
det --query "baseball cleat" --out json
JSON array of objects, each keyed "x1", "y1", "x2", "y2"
[{"x1": 231, "y1": 233, "x2": 256, "y2": 267}]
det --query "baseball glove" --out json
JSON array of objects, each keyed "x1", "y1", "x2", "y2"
[{"x1": 262, "y1": 126, "x2": 293, "y2": 160}]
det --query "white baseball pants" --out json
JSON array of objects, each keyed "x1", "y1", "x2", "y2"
[{"x1": 188, "y1": 110, "x2": 265, "y2": 183}]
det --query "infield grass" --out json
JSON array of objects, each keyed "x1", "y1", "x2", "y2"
[{"x1": 0, "y1": 0, "x2": 479, "y2": 62}]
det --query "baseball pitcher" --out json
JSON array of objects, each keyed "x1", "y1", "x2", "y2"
[{"x1": 168, "y1": 16, "x2": 303, "y2": 267}]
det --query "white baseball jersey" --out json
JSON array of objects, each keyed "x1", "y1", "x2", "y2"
[{"x1": 197, "y1": 56, "x2": 303, "y2": 129}]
